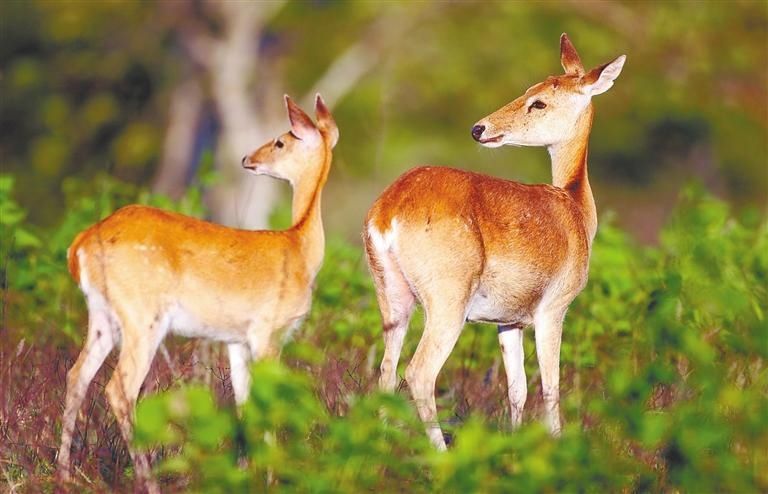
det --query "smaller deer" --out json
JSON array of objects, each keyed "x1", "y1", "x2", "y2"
[
  {"x1": 57, "y1": 95, "x2": 338, "y2": 491},
  {"x1": 364, "y1": 34, "x2": 625, "y2": 449}
]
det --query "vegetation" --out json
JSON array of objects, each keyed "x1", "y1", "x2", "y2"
[{"x1": 1, "y1": 173, "x2": 766, "y2": 492}]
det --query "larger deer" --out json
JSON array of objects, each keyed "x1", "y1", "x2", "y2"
[
  {"x1": 56, "y1": 95, "x2": 338, "y2": 490},
  {"x1": 364, "y1": 34, "x2": 625, "y2": 449}
]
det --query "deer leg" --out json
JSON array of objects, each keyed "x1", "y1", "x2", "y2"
[
  {"x1": 534, "y1": 309, "x2": 565, "y2": 436},
  {"x1": 227, "y1": 342, "x2": 251, "y2": 470},
  {"x1": 57, "y1": 309, "x2": 115, "y2": 484},
  {"x1": 241, "y1": 324, "x2": 283, "y2": 485},
  {"x1": 245, "y1": 321, "x2": 283, "y2": 362},
  {"x1": 228, "y1": 343, "x2": 251, "y2": 406},
  {"x1": 105, "y1": 313, "x2": 166, "y2": 494},
  {"x1": 498, "y1": 326, "x2": 527, "y2": 429},
  {"x1": 366, "y1": 243, "x2": 415, "y2": 392},
  {"x1": 405, "y1": 304, "x2": 466, "y2": 451},
  {"x1": 380, "y1": 314, "x2": 412, "y2": 392}
]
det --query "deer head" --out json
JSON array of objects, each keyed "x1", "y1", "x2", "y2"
[
  {"x1": 471, "y1": 34, "x2": 625, "y2": 148},
  {"x1": 242, "y1": 94, "x2": 338, "y2": 183}
]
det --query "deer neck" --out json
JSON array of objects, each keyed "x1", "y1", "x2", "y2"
[
  {"x1": 290, "y1": 148, "x2": 331, "y2": 278},
  {"x1": 547, "y1": 103, "x2": 597, "y2": 244}
]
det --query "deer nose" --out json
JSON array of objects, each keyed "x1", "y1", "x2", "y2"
[
  {"x1": 241, "y1": 155, "x2": 249, "y2": 167},
  {"x1": 471, "y1": 125, "x2": 485, "y2": 141}
]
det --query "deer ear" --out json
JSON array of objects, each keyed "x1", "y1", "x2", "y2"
[
  {"x1": 314, "y1": 94, "x2": 339, "y2": 149},
  {"x1": 560, "y1": 33, "x2": 584, "y2": 76},
  {"x1": 285, "y1": 95, "x2": 320, "y2": 143},
  {"x1": 582, "y1": 54, "x2": 626, "y2": 96}
]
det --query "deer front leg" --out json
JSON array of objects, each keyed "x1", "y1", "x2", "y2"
[
  {"x1": 498, "y1": 325, "x2": 527, "y2": 429},
  {"x1": 534, "y1": 310, "x2": 565, "y2": 436},
  {"x1": 228, "y1": 343, "x2": 251, "y2": 406}
]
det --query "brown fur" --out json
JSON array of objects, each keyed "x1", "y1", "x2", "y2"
[
  {"x1": 367, "y1": 162, "x2": 590, "y2": 327},
  {"x1": 57, "y1": 95, "x2": 337, "y2": 492},
  {"x1": 364, "y1": 34, "x2": 625, "y2": 449}
]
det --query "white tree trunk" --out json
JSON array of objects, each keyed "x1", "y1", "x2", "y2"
[{"x1": 206, "y1": 2, "x2": 282, "y2": 229}]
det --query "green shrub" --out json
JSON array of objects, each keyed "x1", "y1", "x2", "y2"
[
  {"x1": 3, "y1": 173, "x2": 766, "y2": 491},
  {"x1": 131, "y1": 184, "x2": 766, "y2": 492},
  {"x1": 135, "y1": 361, "x2": 433, "y2": 493}
]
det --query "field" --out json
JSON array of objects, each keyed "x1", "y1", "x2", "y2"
[{"x1": 1, "y1": 174, "x2": 766, "y2": 493}]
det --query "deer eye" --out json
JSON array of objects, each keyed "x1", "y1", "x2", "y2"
[
  {"x1": 529, "y1": 100, "x2": 547, "y2": 110},
  {"x1": 275, "y1": 139, "x2": 284, "y2": 149}
]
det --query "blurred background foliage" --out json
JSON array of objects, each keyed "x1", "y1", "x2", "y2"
[
  {"x1": 1, "y1": 0, "x2": 767, "y2": 492},
  {"x1": 1, "y1": 0, "x2": 766, "y2": 239}
]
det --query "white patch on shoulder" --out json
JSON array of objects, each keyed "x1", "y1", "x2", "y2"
[{"x1": 368, "y1": 218, "x2": 399, "y2": 253}]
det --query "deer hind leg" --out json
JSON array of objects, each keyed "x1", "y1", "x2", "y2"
[
  {"x1": 365, "y1": 240, "x2": 416, "y2": 392},
  {"x1": 534, "y1": 308, "x2": 566, "y2": 436},
  {"x1": 498, "y1": 326, "x2": 527, "y2": 428},
  {"x1": 105, "y1": 310, "x2": 168, "y2": 494},
  {"x1": 57, "y1": 309, "x2": 116, "y2": 484},
  {"x1": 405, "y1": 292, "x2": 469, "y2": 451}
]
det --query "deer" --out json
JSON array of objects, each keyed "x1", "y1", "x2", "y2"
[
  {"x1": 364, "y1": 34, "x2": 625, "y2": 450},
  {"x1": 56, "y1": 95, "x2": 338, "y2": 491}
]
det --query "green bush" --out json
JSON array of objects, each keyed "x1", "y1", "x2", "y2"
[
  {"x1": 130, "y1": 183, "x2": 766, "y2": 492},
  {"x1": 135, "y1": 361, "x2": 433, "y2": 493},
  {"x1": 2, "y1": 173, "x2": 766, "y2": 491}
]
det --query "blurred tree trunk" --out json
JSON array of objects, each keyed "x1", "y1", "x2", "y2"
[
  {"x1": 155, "y1": 1, "x2": 420, "y2": 228},
  {"x1": 156, "y1": 1, "x2": 282, "y2": 228},
  {"x1": 205, "y1": 1, "x2": 284, "y2": 229},
  {"x1": 153, "y1": 79, "x2": 203, "y2": 199}
]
